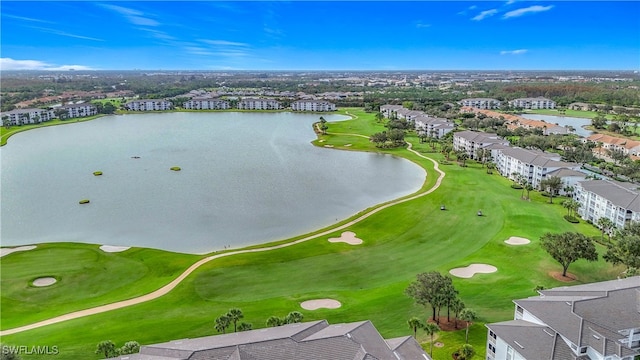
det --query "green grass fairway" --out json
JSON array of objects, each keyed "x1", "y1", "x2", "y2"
[{"x1": 1, "y1": 108, "x2": 621, "y2": 359}]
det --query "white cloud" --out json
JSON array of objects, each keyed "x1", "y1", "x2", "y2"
[
  {"x1": 202, "y1": 40, "x2": 249, "y2": 47},
  {"x1": 503, "y1": 5, "x2": 553, "y2": 19},
  {"x1": 472, "y1": 9, "x2": 498, "y2": 21},
  {"x1": 505, "y1": 0, "x2": 517, "y2": 5},
  {"x1": 99, "y1": 4, "x2": 159, "y2": 27},
  {"x1": 0, "y1": 58, "x2": 94, "y2": 71},
  {"x1": 500, "y1": 49, "x2": 528, "y2": 55},
  {"x1": 3, "y1": 14, "x2": 54, "y2": 24},
  {"x1": 415, "y1": 22, "x2": 431, "y2": 28},
  {"x1": 28, "y1": 26, "x2": 103, "y2": 41}
]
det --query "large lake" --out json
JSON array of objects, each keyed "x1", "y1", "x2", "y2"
[
  {"x1": 519, "y1": 113, "x2": 593, "y2": 137},
  {"x1": 0, "y1": 112, "x2": 426, "y2": 254}
]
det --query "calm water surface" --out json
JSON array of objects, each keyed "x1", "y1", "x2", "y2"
[
  {"x1": 519, "y1": 113, "x2": 593, "y2": 137},
  {"x1": 1, "y1": 112, "x2": 425, "y2": 254}
]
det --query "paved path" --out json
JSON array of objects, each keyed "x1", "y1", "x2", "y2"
[{"x1": 0, "y1": 142, "x2": 445, "y2": 336}]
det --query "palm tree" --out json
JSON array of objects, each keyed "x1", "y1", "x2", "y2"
[
  {"x1": 540, "y1": 176, "x2": 562, "y2": 203},
  {"x1": 459, "y1": 308, "x2": 477, "y2": 344},
  {"x1": 266, "y1": 315, "x2": 282, "y2": 327},
  {"x1": 596, "y1": 217, "x2": 614, "y2": 241},
  {"x1": 449, "y1": 298, "x2": 465, "y2": 329},
  {"x1": 423, "y1": 322, "x2": 440, "y2": 358},
  {"x1": 458, "y1": 344, "x2": 475, "y2": 360},
  {"x1": 285, "y1": 311, "x2": 303, "y2": 324},
  {"x1": 441, "y1": 144, "x2": 453, "y2": 161},
  {"x1": 226, "y1": 308, "x2": 244, "y2": 332},
  {"x1": 407, "y1": 317, "x2": 423, "y2": 339},
  {"x1": 237, "y1": 322, "x2": 253, "y2": 332},
  {"x1": 215, "y1": 315, "x2": 230, "y2": 333},
  {"x1": 95, "y1": 340, "x2": 117, "y2": 359},
  {"x1": 456, "y1": 151, "x2": 469, "y2": 167},
  {"x1": 524, "y1": 183, "x2": 534, "y2": 200}
]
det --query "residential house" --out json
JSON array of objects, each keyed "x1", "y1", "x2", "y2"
[
  {"x1": 509, "y1": 97, "x2": 556, "y2": 109},
  {"x1": 587, "y1": 133, "x2": 640, "y2": 160},
  {"x1": 486, "y1": 276, "x2": 640, "y2": 360},
  {"x1": 506, "y1": 118, "x2": 568, "y2": 135},
  {"x1": 459, "y1": 98, "x2": 501, "y2": 110},
  {"x1": 107, "y1": 320, "x2": 431, "y2": 360},
  {"x1": 183, "y1": 98, "x2": 230, "y2": 110},
  {"x1": 59, "y1": 103, "x2": 98, "y2": 118},
  {"x1": 237, "y1": 98, "x2": 282, "y2": 110},
  {"x1": 125, "y1": 99, "x2": 173, "y2": 111},
  {"x1": 575, "y1": 179, "x2": 640, "y2": 228},
  {"x1": 291, "y1": 100, "x2": 336, "y2": 112},
  {"x1": 453, "y1": 130, "x2": 510, "y2": 160},
  {"x1": 495, "y1": 147, "x2": 581, "y2": 189},
  {"x1": 0, "y1": 108, "x2": 55, "y2": 125}
]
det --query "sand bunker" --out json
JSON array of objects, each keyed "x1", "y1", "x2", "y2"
[
  {"x1": 328, "y1": 231, "x2": 363, "y2": 245},
  {"x1": 99, "y1": 245, "x2": 131, "y2": 253},
  {"x1": 0, "y1": 245, "x2": 37, "y2": 258},
  {"x1": 505, "y1": 237, "x2": 531, "y2": 245},
  {"x1": 324, "y1": 145, "x2": 334, "y2": 148},
  {"x1": 32, "y1": 277, "x2": 57, "y2": 287},
  {"x1": 300, "y1": 299, "x2": 342, "y2": 310},
  {"x1": 449, "y1": 264, "x2": 497, "y2": 278},
  {"x1": 344, "y1": 144, "x2": 352, "y2": 147}
]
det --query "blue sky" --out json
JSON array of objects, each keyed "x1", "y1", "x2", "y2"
[{"x1": 1, "y1": 1, "x2": 638, "y2": 71}]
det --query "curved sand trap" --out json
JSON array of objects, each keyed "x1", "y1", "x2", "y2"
[
  {"x1": 99, "y1": 245, "x2": 131, "y2": 253},
  {"x1": 0, "y1": 245, "x2": 37, "y2": 258},
  {"x1": 32, "y1": 277, "x2": 57, "y2": 287},
  {"x1": 344, "y1": 144, "x2": 352, "y2": 147},
  {"x1": 328, "y1": 231, "x2": 363, "y2": 245},
  {"x1": 449, "y1": 264, "x2": 497, "y2": 278},
  {"x1": 324, "y1": 145, "x2": 334, "y2": 148},
  {"x1": 505, "y1": 237, "x2": 531, "y2": 245},
  {"x1": 301, "y1": 299, "x2": 342, "y2": 310}
]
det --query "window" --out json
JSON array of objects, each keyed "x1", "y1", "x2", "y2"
[{"x1": 506, "y1": 346, "x2": 514, "y2": 360}]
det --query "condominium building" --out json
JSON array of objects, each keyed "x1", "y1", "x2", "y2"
[
  {"x1": 380, "y1": 104, "x2": 404, "y2": 118},
  {"x1": 453, "y1": 130, "x2": 510, "y2": 159},
  {"x1": 183, "y1": 98, "x2": 230, "y2": 110},
  {"x1": 495, "y1": 147, "x2": 581, "y2": 189},
  {"x1": 107, "y1": 320, "x2": 431, "y2": 360},
  {"x1": 486, "y1": 277, "x2": 640, "y2": 360},
  {"x1": 459, "y1": 98, "x2": 501, "y2": 110},
  {"x1": 0, "y1": 108, "x2": 55, "y2": 125},
  {"x1": 575, "y1": 179, "x2": 640, "y2": 229},
  {"x1": 509, "y1": 97, "x2": 556, "y2": 110},
  {"x1": 125, "y1": 99, "x2": 173, "y2": 111},
  {"x1": 59, "y1": 103, "x2": 98, "y2": 118},
  {"x1": 415, "y1": 115, "x2": 455, "y2": 139},
  {"x1": 237, "y1": 98, "x2": 282, "y2": 110},
  {"x1": 291, "y1": 100, "x2": 336, "y2": 112}
]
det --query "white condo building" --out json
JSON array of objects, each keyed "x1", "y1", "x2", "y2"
[
  {"x1": 575, "y1": 179, "x2": 640, "y2": 229},
  {"x1": 486, "y1": 277, "x2": 640, "y2": 360},
  {"x1": 1, "y1": 108, "x2": 55, "y2": 125},
  {"x1": 291, "y1": 100, "x2": 336, "y2": 112},
  {"x1": 125, "y1": 99, "x2": 173, "y2": 111},
  {"x1": 237, "y1": 98, "x2": 281, "y2": 110},
  {"x1": 453, "y1": 130, "x2": 510, "y2": 160},
  {"x1": 495, "y1": 147, "x2": 581, "y2": 189},
  {"x1": 509, "y1": 97, "x2": 556, "y2": 109},
  {"x1": 459, "y1": 98, "x2": 501, "y2": 110},
  {"x1": 60, "y1": 103, "x2": 98, "y2": 118},
  {"x1": 183, "y1": 98, "x2": 230, "y2": 110}
]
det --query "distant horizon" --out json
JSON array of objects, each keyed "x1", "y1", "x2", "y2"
[{"x1": 1, "y1": 1, "x2": 638, "y2": 71}]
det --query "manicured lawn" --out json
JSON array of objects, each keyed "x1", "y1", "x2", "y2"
[
  {"x1": 1, "y1": 109, "x2": 620, "y2": 360},
  {"x1": 0, "y1": 115, "x2": 105, "y2": 146}
]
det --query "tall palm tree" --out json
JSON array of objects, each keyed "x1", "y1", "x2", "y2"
[
  {"x1": 423, "y1": 322, "x2": 440, "y2": 358},
  {"x1": 459, "y1": 308, "x2": 477, "y2": 344},
  {"x1": 449, "y1": 298, "x2": 465, "y2": 329},
  {"x1": 407, "y1": 317, "x2": 423, "y2": 339},
  {"x1": 215, "y1": 315, "x2": 230, "y2": 333},
  {"x1": 540, "y1": 176, "x2": 562, "y2": 203},
  {"x1": 597, "y1": 217, "x2": 614, "y2": 241},
  {"x1": 237, "y1": 322, "x2": 253, "y2": 332},
  {"x1": 226, "y1": 308, "x2": 244, "y2": 332}
]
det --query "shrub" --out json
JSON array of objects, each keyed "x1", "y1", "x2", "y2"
[
  {"x1": 511, "y1": 184, "x2": 523, "y2": 189},
  {"x1": 79, "y1": 199, "x2": 90, "y2": 204},
  {"x1": 563, "y1": 215, "x2": 579, "y2": 223},
  {"x1": 93, "y1": 171, "x2": 103, "y2": 176},
  {"x1": 170, "y1": 167, "x2": 181, "y2": 171}
]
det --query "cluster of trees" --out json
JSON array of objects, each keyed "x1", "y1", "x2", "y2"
[
  {"x1": 603, "y1": 222, "x2": 640, "y2": 277},
  {"x1": 266, "y1": 311, "x2": 304, "y2": 327},
  {"x1": 369, "y1": 129, "x2": 406, "y2": 148},
  {"x1": 214, "y1": 308, "x2": 252, "y2": 334},
  {"x1": 95, "y1": 340, "x2": 140, "y2": 358}
]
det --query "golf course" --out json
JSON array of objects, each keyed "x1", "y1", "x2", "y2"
[{"x1": 0, "y1": 108, "x2": 621, "y2": 359}]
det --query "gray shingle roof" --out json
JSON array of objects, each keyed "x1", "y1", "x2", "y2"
[
  {"x1": 578, "y1": 179, "x2": 640, "y2": 212},
  {"x1": 486, "y1": 320, "x2": 556, "y2": 359},
  {"x1": 107, "y1": 320, "x2": 430, "y2": 360}
]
